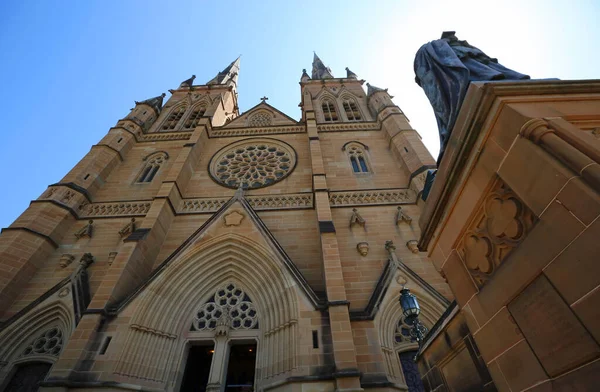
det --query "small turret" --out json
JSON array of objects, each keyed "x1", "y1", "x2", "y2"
[
  {"x1": 345, "y1": 67, "x2": 358, "y2": 79},
  {"x1": 179, "y1": 75, "x2": 196, "y2": 89},
  {"x1": 300, "y1": 69, "x2": 311, "y2": 83},
  {"x1": 127, "y1": 92, "x2": 166, "y2": 130},
  {"x1": 366, "y1": 83, "x2": 395, "y2": 114}
]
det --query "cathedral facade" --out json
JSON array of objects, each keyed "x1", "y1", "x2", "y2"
[{"x1": 0, "y1": 55, "x2": 452, "y2": 392}]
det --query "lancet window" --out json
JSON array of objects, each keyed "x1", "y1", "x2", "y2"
[
  {"x1": 161, "y1": 105, "x2": 187, "y2": 130},
  {"x1": 322, "y1": 99, "x2": 338, "y2": 122},
  {"x1": 190, "y1": 283, "x2": 259, "y2": 331},
  {"x1": 342, "y1": 97, "x2": 362, "y2": 121},
  {"x1": 137, "y1": 152, "x2": 168, "y2": 183},
  {"x1": 345, "y1": 142, "x2": 370, "y2": 173},
  {"x1": 183, "y1": 104, "x2": 206, "y2": 129}
]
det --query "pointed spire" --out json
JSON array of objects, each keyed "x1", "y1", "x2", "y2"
[
  {"x1": 300, "y1": 68, "x2": 311, "y2": 82},
  {"x1": 179, "y1": 75, "x2": 196, "y2": 88},
  {"x1": 366, "y1": 82, "x2": 387, "y2": 97},
  {"x1": 345, "y1": 67, "x2": 358, "y2": 79},
  {"x1": 135, "y1": 93, "x2": 166, "y2": 114},
  {"x1": 206, "y1": 56, "x2": 241, "y2": 86},
  {"x1": 312, "y1": 53, "x2": 334, "y2": 79}
]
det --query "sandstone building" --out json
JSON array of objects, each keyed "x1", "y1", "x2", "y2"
[{"x1": 0, "y1": 55, "x2": 453, "y2": 391}]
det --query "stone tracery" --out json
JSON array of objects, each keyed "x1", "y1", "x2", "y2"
[
  {"x1": 210, "y1": 139, "x2": 296, "y2": 189},
  {"x1": 21, "y1": 327, "x2": 63, "y2": 357},
  {"x1": 190, "y1": 283, "x2": 259, "y2": 332},
  {"x1": 247, "y1": 111, "x2": 272, "y2": 127}
]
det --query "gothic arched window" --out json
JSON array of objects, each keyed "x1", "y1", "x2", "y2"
[
  {"x1": 247, "y1": 111, "x2": 272, "y2": 127},
  {"x1": 183, "y1": 104, "x2": 206, "y2": 129},
  {"x1": 137, "y1": 152, "x2": 168, "y2": 183},
  {"x1": 343, "y1": 142, "x2": 371, "y2": 174},
  {"x1": 342, "y1": 97, "x2": 362, "y2": 121},
  {"x1": 321, "y1": 99, "x2": 338, "y2": 122},
  {"x1": 161, "y1": 105, "x2": 187, "y2": 131}
]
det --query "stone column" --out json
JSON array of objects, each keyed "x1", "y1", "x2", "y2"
[{"x1": 206, "y1": 336, "x2": 230, "y2": 392}]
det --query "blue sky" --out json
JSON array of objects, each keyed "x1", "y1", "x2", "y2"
[{"x1": 0, "y1": 0, "x2": 598, "y2": 228}]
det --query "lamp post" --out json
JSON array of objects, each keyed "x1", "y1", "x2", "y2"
[{"x1": 399, "y1": 287, "x2": 428, "y2": 350}]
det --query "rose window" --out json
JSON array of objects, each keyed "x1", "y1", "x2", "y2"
[
  {"x1": 22, "y1": 327, "x2": 63, "y2": 357},
  {"x1": 209, "y1": 139, "x2": 296, "y2": 189},
  {"x1": 191, "y1": 283, "x2": 259, "y2": 331}
]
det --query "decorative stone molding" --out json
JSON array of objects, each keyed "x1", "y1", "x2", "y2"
[
  {"x1": 108, "y1": 252, "x2": 118, "y2": 266},
  {"x1": 74, "y1": 220, "x2": 93, "y2": 240},
  {"x1": 317, "y1": 122, "x2": 380, "y2": 132},
  {"x1": 396, "y1": 206, "x2": 413, "y2": 225},
  {"x1": 80, "y1": 202, "x2": 152, "y2": 217},
  {"x1": 247, "y1": 193, "x2": 313, "y2": 210},
  {"x1": 329, "y1": 189, "x2": 416, "y2": 207},
  {"x1": 457, "y1": 180, "x2": 535, "y2": 288},
  {"x1": 223, "y1": 211, "x2": 245, "y2": 226},
  {"x1": 210, "y1": 125, "x2": 304, "y2": 137},
  {"x1": 59, "y1": 254, "x2": 75, "y2": 268},
  {"x1": 406, "y1": 240, "x2": 419, "y2": 254},
  {"x1": 349, "y1": 208, "x2": 366, "y2": 228},
  {"x1": 356, "y1": 242, "x2": 369, "y2": 256},
  {"x1": 180, "y1": 193, "x2": 313, "y2": 214},
  {"x1": 138, "y1": 131, "x2": 192, "y2": 142},
  {"x1": 181, "y1": 198, "x2": 228, "y2": 213},
  {"x1": 118, "y1": 218, "x2": 136, "y2": 238}
]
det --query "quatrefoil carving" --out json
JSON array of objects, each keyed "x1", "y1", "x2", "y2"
[{"x1": 458, "y1": 181, "x2": 535, "y2": 288}]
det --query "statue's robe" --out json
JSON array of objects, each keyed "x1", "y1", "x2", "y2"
[{"x1": 415, "y1": 36, "x2": 530, "y2": 161}]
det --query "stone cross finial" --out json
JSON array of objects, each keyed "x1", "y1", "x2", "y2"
[{"x1": 260, "y1": 96, "x2": 268, "y2": 103}]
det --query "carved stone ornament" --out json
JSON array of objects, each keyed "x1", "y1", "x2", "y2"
[
  {"x1": 58, "y1": 287, "x2": 70, "y2": 297},
  {"x1": 356, "y1": 242, "x2": 369, "y2": 257},
  {"x1": 223, "y1": 211, "x2": 245, "y2": 227},
  {"x1": 108, "y1": 252, "x2": 118, "y2": 266},
  {"x1": 74, "y1": 220, "x2": 93, "y2": 239},
  {"x1": 457, "y1": 180, "x2": 535, "y2": 288},
  {"x1": 385, "y1": 240, "x2": 397, "y2": 252},
  {"x1": 59, "y1": 254, "x2": 75, "y2": 268},
  {"x1": 406, "y1": 240, "x2": 419, "y2": 254},
  {"x1": 349, "y1": 208, "x2": 366, "y2": 228},
  {"x1": 396, "y1": 206, "x2": 412, "y2": 225},
  {"x1": 80, "y1": 253, "x2": 94, "y2": 268},
  {"x1": 119, "y1": 218, "x2": 136, "y2": 238}
]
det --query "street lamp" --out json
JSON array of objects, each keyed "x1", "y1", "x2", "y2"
[{"x1": 399, "y1": 287, "x2": 428, "y2": 349}]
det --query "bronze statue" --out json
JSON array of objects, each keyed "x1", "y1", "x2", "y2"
[{"x1": 414, "y1": 31, "x2": 530, "y2": 161}]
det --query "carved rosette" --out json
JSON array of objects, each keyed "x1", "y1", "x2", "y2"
[{"x1": 458, "y1": 181, "x2": 536, "y2": 287}]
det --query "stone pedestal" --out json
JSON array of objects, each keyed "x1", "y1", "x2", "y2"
[{"x1": 418, "y1": 79, "x2": 600, "y2": 391}]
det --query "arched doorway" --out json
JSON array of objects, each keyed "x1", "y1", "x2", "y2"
[{"x1": 4, "y1": 362, "x2": 52, "y2": 392}]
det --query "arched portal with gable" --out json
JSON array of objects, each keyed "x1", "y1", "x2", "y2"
[
  {"x1": 376, "y1": 268, "x2": 447, "y2": 391},
  {"x1": 113, "y1": 233, "x2": 304, "y2": 392}
]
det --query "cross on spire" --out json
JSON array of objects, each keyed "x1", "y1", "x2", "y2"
[{"x1": 260, "y1": 96, "x2": 268, "y2": 103}]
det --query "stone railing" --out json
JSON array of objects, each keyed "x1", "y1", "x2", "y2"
[
  {"x1": 180, "y1": 193, "x2": 313, "y2": 213},
  {"x1": 329, "y1": 189, "x2": 416, "y2": 207},
  {"x1": 317, "y1": 122, "x2": 380, "y2": 132},
  {"x1": 210, "y1": 125, "x2": 305, "y2": 137},
  {"x1": 80, "y1": 201, "x2": 152, "y2": 217},
  {"x1": 138, "y1": 131, "x2": 192, "y2": 142}
]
